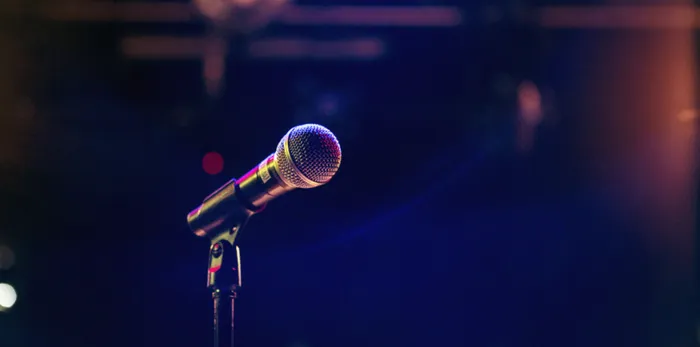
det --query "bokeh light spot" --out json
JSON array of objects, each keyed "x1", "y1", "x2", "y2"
[
  {"x1": 677, "y1": 109, "x2": 697, "y2": 123},
  {"x1": 202, "y1": 152, "x2": 224, "y2": 175},
  {"x1": 517, "y1": 80, "x2": 543, "y2": 125},
  {"x1": 0, "y1": 283, "x2": 17, "y2": 310},
  {"x1": 0, "y1": 245, "x2": 15, "y2": 270}
]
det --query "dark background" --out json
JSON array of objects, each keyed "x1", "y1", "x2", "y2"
[{"x1": 0, "y1": 1, "x2": 696, "y2": 347}]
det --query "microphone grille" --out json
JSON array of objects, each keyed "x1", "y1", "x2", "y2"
[{"x1": 274, "y1": 124, "x2": 342, "y2": 189}]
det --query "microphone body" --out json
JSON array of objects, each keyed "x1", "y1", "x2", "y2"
[
  {"x1": 237, "y1": 153, "x2": 294, "y2": 208},
  {"x1": 187, "y1": 124, "x2": 341, "y2": 239}
]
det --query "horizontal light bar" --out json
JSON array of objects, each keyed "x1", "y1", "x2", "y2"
[
  {"x1": 36, "y1": 2, "x2": 461, "y2": 27},
  {"x1": 121, "y1": 36, "x2": 385, "y2": 60},
  {"x1": 277, "y1": 6, "x2": 462, "y2": 27},
  {"x1": 121, "y1": 36, "x2": 224, "y2": 59},
  {"x1": 248, "y1": 38, "x2": 384, "y2": 59},
  {"x1": 39, "y1": 2, "x2": 196, "y2": 22}
]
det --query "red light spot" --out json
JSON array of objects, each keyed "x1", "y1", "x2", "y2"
[{"x1": 202, "y1": 152, "x2": 224, "y2": 175}]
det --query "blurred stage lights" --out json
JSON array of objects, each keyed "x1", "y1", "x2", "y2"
[{"x1": 0, "y1": 283, "x2": 17, "y2": 311}]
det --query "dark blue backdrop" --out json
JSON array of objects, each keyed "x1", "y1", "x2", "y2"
[{"x1": 0, "y1": 2, "x2": 691, "y2": 347}]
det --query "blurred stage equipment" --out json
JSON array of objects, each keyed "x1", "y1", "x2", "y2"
[
  {"x1": 186, "y1": 124, "x2": 341, "y2": 347},
  {"x1": 193, "y1": 0, "x2": 290, "y2": 33},
  {"x1": 34, "y1": 1, "x2": 462, "y2": 95}
]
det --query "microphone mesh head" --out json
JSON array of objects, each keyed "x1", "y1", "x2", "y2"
[{"x1": 274, "y1": 124, "x2": 342, "y2": 188}]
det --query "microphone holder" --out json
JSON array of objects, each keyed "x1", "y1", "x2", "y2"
[
  {"x1": 207, "y1": 222, "x2": 246, "y2": 347},
  {"x1": 188, "y1": 176, "x2": 262, "y2": 347}
]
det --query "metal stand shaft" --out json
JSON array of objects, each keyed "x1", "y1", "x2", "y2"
[
  {"x1": 213, "y1": 289, "x2": 236, "y2": 347},
  {"x1": 208, "y1": 234, "x2": 242, "y2": 347}
]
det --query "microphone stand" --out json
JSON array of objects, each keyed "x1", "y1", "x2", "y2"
[
  {"x1": 207, "y1": 224, "x2": 245, "y2": 347},
  {"x1": 188, "y1": 176, "x2": 262, "y2": 347}
]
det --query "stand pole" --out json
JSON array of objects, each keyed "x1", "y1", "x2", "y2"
[
  {"x1": 213, "y1": 289, "x2": 236, "y2": 347},
  {"x1": 207, "y1": 232, "x2": 243, "y2": 347}
]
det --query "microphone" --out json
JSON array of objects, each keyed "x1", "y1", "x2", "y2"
[{"x1": 187, "y1": 124, "x2": 342, "y2": 239}]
